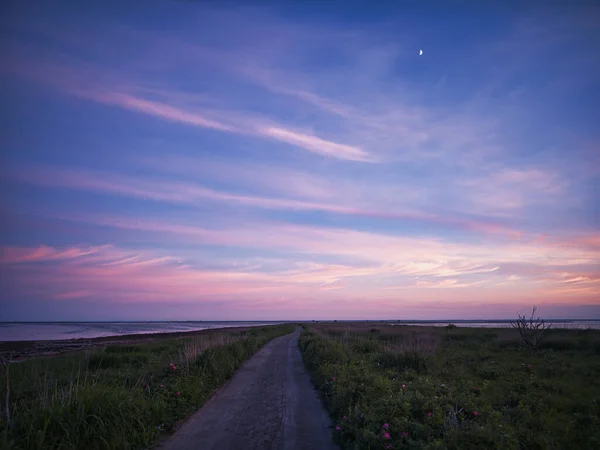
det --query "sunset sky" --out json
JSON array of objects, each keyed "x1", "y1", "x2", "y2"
[{"x1": 1, "y1": 1, "x2": 599, "y2": 321}]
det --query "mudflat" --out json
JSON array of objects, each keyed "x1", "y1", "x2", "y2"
[{"x1": 159, "y1": 328, "x2": 338, "y2": 450}]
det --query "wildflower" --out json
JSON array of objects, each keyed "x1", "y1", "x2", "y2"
[
  {"x1": 401, "y1": 384, "x2": 406, "y2": 389},
  {"x1": 335, "y1": 426, "x2": 341, "y2": 431},
  {"x1": 343, "y1": 416, "x2": 347, "y2": 420},
  {"x1": 401, "y1": 431, "x2": 408, "y2": 438},
  {"x1": 473, "y1": 411, "x2": 479, "y2": 417},
  {"x1": 332, "y1": 376, "x2": 336, "y2": 381},
  {"x1": 172, "y1": 365, "x2": 177, "y2": 370},
  {"x1": 160, "y1": 384, "x2": 164, "y2": 388},
  {"x1": 383, "y1": 423, "x2": 389, "y2": 429},
  {"x1": 386, "y1": 445, "x2": 393, "y2": 450},
  {"x1": 169, "y1": 362, "x2": 174, "y2": 366},
  {"x1": 177, "y1": 391, "x2": 181, "y2": 396},
  {"x1": 427, "y1": 411, "x2": 432, "y2": 418},
  {"x1": 384, "y1": 432, "x2": 391, "y2": 439}
]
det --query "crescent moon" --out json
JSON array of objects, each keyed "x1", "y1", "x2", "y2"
[{"x1": 419, "y1": 50, "x2": 423, "y2": 56}]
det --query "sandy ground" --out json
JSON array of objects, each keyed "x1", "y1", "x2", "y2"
[{"x1": 159, "y1": 328, "x2": 339, "y2": 450}]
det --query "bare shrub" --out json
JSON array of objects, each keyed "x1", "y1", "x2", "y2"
[{"x1": 511, "y1": 305, "x2": 552, "y2": 350}]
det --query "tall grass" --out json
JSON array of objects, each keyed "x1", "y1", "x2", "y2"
[
  {"x1": 300, "y1": 323, "x2": 600, "y2": 449},
  {"x1": 0, "y1": 325, "x2": 294, "y2": 450}
]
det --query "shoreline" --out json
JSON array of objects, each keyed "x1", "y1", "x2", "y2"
[{"x1": 0, "y1": 324, "x2": 284, "y2": 361}]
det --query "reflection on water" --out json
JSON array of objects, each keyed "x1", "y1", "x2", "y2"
[
  {"x1": 1, "y1": 320, "x2": 598, "y2": 342},
  {"x1": 391, "y1": 321, "x2": 600, "y2": 330},
  {"x1": 0, "y1": 321, "x2": 283, "y2": 342}
]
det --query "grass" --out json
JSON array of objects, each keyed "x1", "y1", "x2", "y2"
[
  {"x1": 299, "y1": 323, "x2": 600, "y2": 450},
  {"x1": 0, "y1": 324, "x2": 294, "y2": 450}
]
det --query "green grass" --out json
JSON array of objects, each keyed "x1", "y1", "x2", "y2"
[
  {"x1": 300, "y1": 323, "x2": 600, "y2": 450},
  {"x1": 0, "y1": 324, "x2": 294, "y2": 450}
]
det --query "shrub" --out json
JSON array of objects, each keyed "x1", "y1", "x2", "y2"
[
  {"x1": 511, "y1": 305, "x2": 551, "y2": 350},
  {"x1": 0, "y1": 324, "x2": 294, "y2": 449},
  {"x1": 300, "y1": 323, "x2": 600, "y2": 450}
]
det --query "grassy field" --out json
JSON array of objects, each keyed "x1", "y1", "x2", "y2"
[
  {"x1": 0, "y1": 324, "x2": 294, "y2": 450},
  {"x1": 300, "y1": 323, "x2": 600, "y2": 450}
]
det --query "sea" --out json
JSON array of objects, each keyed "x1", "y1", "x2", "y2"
[
  {"x1": 1, "y1": 319, "x2": 599, "y2": 342},
  {"x1": 0, "y1": 321, "x2": 285, "y2": 342},
  {"x1": 391, "y1": 320, "x2": 600, "y2": 330}
]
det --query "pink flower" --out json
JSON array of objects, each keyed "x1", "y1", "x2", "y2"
[
  {"x1": 172, "y1": 365, "x2": 177, "y2": 370},
  {"x1": 401, "y1": 431, "x2": 408, "y2": 438},
  {"x1": 401, "y1": 384, "x2": 406, "y2": 389},
  {"x1": 383, "y1": 423, "x2": 389, "y2": 429},
  {"x1": 176, "y1": 391, "x2": 181, "y2": 396},
  {"x1": 427, "y1": 411, "x2": 432, "y2": 418},
  {"x1": 160, "y1": 384, "x2": 164, "y2": 388},
  {"x1": 473, "y1": 411, "x2": 479, "y2": 416},
  {"x1": 384, "y1": 432, "x2": 391, "y2": 439},
  {"x1": 332, "y1": 377, "x2": 336, "y2": 381},
  {"x1": 169, "y1": 362, "x2": 174, "y2": 366},
  {"x1": 335, "y1": 426, "x2": 341, "y2": 431},
  {"x1": 343, "y1": 416, "x2": 347, "y2": 420},
  {"x1": 386, "y1": 445, "x2": 393, "y2": 450}
]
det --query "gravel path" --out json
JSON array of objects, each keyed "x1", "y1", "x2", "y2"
[{"x1": 159, "y1": 328, "x2": 339, "y2": 450}]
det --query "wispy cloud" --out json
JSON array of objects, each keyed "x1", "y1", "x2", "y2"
[
  {"x1": 7, "y1": 164, "x2": 525, "y2": 237},
  {"x1": 1, "y1": 3, "x2": 598, "y2": 319},
  {"x1": 258, "y1": 126, "x2": 371, "y2": 162},
  {"x1": 94, "y1": 92, "x2": 240, "y2": 132},
  {"x1": 11, "y1": 212, "x2": 599, "y2": 295},
  {"x1": 457, "y1": 168, "x2": 567, "y2": 215},
  {"x1": 0, "y1": 245, "x2": 108, "y2": 264},
  {"x1": 3, "y1": 57, "x2": 376, "y2": 162}
]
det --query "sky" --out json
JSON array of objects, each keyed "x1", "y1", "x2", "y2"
[{"x1": 0, "y1": 1, "x2": 599, "y2": 321}]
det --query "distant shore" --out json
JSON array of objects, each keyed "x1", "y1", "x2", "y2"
[{"x1": 0, "y1": 324, "x2": 277, "y2": 361}]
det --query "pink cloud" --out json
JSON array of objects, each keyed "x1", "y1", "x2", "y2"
[
  {"x1": 2, "y1": 240, "x2": 598, "y2": 318},
  {"x1": 5, "y1": 211, "x2": 599, "y2": 303},
  {"x1": 9, "y1": 164, "x2": 523, "y2": 238},
  {"x1": 457, "y1": 168, "x2": 566, "y2": 216},
  {"x1": 257, "y1": 126, "x2": 372, "y2": 162},
  {"x1": 0, "y1": 244, "x2": 107, "y2": 264},
  {"x1": 54, "y1": 290, "x2": 93, "y2": 300},
  {"x1": 4, "y1": 58, "x2": 376, "y2": 162},
  {"x1": 91, "y1": 92, "x2": 240, "y2": 132}
]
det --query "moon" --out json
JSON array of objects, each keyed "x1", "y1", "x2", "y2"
[{"x1": 419, "y1": 49, "x2": 423, "y2": 56}]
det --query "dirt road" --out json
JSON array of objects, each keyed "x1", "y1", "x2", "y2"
[{"x1": 159, "y1": 328, "x2": 339, "y2": 450}]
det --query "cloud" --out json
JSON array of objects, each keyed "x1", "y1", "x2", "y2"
[
  {"x1": 258, "y1": 126, "x2": 372, "y2": 162},
  {"x1": 0, "y1": 244, "x2": 107, "y2": 264},
  {"x1": 3, "y1": 57, "x2": 376, "y2": 162},
  {"x1": 1, "y1": 5, "x2": 598, "y2": 319},
  {"x1": 93, "y1": 92, "x2": 240, "y2": 132},
  {"x1": 7, "y1": 164, "x2": 524, "y2": 238},
  {"x1": 2, "y1": 233, "x2": 599, "y2": 316},
  {"x1": 11, "y1": 211, "x2": 598, "y2": 297},
  {"x1": 456, "y1": 168, "x2": 567, "y2": 216}
]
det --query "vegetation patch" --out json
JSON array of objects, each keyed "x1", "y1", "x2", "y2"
[
  {"x1": 300, "y1": 322, "x2": 600, "y2": 449},
  {"x1": 1, "y1": 324, "x2": 294, "y2": 450}
]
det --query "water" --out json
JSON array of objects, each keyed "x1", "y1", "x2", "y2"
[
  {"x1": 0, "y1": 321, "x2": 284, "y2": 342},
  {"x1": 2, "y1": 320, "x2": 598, "y2": 342},
  {"x1": 390, "y1": 320, "x2": 600, "y2": 330}
]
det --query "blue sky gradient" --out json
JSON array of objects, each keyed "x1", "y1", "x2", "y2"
[{"x1": 1, "y1": 1, "x2": 599, "y2": 320}]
